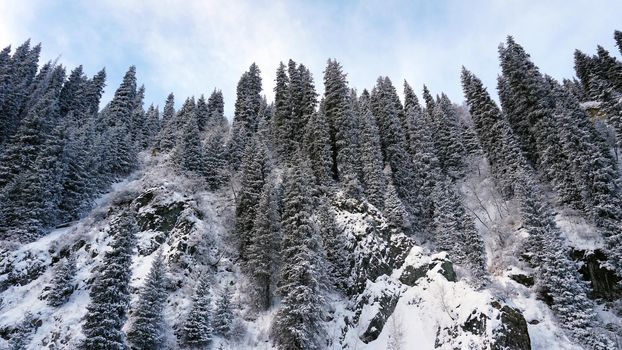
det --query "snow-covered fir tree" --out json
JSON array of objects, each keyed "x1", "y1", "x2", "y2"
[
  {"x1": 179, "y1": 273, "x2": 213, "y2": 347},
  {"x1": 47, "y1": 254, "x2": 77, "y2": 307},
  {"x1": 127, "y1": 252, "x2": 168, "y2": 350},
  {"x1": 271, "y1": 161, "x2": 325, "y2": 350},
  {"x1": 80, "y1": 211, "x2": 137, "y2": 350},
  {"x1": 8, "y1": 312, "x2": 36, "y2": 350},
  {"x1": 212, "y1": 287, "x2": 234, "y2": 338}
]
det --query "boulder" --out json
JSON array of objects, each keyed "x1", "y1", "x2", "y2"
[
  {"x1": 491, "y1": 301, "x2": 531, "y2": 350},
  {"x1": 571, "y1": 248, "x2": 621, "y2": 300}
]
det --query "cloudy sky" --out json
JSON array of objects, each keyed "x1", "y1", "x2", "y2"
[{"x1": 1, "y1": 0, "x2": 621, "y2": 116}]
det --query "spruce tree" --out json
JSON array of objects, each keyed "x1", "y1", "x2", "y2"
[
  {"x1": 370, "y1": 77, "x2": 419, "y2": 230},
  {"x1": 432, "y1": 94, "x2": 466, "y2": 177},
  {"x1": 358, "y1": 91, "x2": 386, "y2": 209},
  {"x1": 196, "y1": 94, "x2": 209, "y2": 132},
  {"x1": 179, "y1": 274, "x2": 213, "y2": 347},
  {"x1": 80, "y1": 212, "x2": 137, "y2": 350},
  {"x1": 0, "y1": 40, "x2": 41, "y2": 144},
  {"x1": 235, "y1": 138, "x2": 271, "y2": 259},
  {"x1": 127, "y1": 252, "x2": 168, "y2": 350},
  {"x1": 47, "y1": 255, "x2": 77, "y2": 307},
  {"x1": 463, "y1": 68, "x2": 614, "y2": 348},
  {"x1": 273, "y1": 62, "x2": 293, "y2": 158},
  {"x1": 207, "y1": 89, "x2": 226, "y2": 129},
  {"x1": 212, "y1": 288, "x2": 234, "y2": 338},
  {"x1": 461, "y1": 68, "x2": 529, "y2": 198},
  {"x1": 85, "y1": 68, "x2": 106, "y2": 115},
  {"x1": 229, "y1": 63, "x2": 262, "y2": 169},
  {"x1": 156, "y1": 93, "x2": 177, "y2": 151},
  {"x1": 317, "y1": 197, "x2": 349, "y2": 292},
  {"x1": 303, "y1": 109, "x2": 333, "y2": 186},
  {"x1": 8, "y1": 312, "x2": 36, "y2": 350},
  {"x1": 271, "y1": 163, "x2": 324, "y2": 350},
  {"x1": 0, "y1": 125, "x2": 66, "y2": 241},
  {"x1": 203, "y1": 126, "x2": 229, "y2": 190},
  {"x1": 245, "y1": 179, "x2": 280, "y2": 311},
  {"x1": 383, "y1": 181, "x2": 410, "y2": 231},
  {"x1": 174, "y1": 110, "x2": 205, "y2": 174},
  {"x1": 323, "y1": 59, "x2": 359, "y2": 181},
  {"x1": 432, "y1": 179, "x2": 487, "y2": 279}
]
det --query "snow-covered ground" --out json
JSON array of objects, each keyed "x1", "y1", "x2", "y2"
[{"x1": 0, "y1": 153, "x2": 619, "y2": 349}]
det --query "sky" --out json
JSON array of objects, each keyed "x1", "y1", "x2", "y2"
[{"x1": 1, "y1": 0, "x2": 621, "y2": 117}]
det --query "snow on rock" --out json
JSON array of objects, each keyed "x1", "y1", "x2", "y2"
[{"x1": 340, "y1": 245, "x2": 532, "y2": 350}]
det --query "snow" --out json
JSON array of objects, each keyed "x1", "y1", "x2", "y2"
[{"x1": 1, "y1": 151, "x2": 619, "y2": 349}]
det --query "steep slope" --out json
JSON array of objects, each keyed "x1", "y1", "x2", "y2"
[{"x1": 1, "y1": 152, "x2": 611, "y2": 349}]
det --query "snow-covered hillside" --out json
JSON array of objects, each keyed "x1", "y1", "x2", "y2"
[{"x1": 1, "y1": 152, "x2": 618, "y2": 349}]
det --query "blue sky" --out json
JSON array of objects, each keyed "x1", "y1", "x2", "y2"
[{"x1": 1, "y1": 0, "x2": 621, "y2": 116}]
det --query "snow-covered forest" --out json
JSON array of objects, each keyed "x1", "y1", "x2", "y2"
[{"x1": 0, "y1": 31, "x2": 621, "y2": 350}]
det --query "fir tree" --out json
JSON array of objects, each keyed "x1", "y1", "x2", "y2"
[
  {"x1": 207, "y1": 89, "x2": 226, "y2": 129},
  {"x1": 203, "y1": 126, "x2": 229, "y2": 190},
  {"x1": 9, "y1": 312, "x2": 36, "y2": 350},
  {"x1": 303, "y1": 109, "x2": 333, "y2": 186},
  {"x1": 80, "y1": 212, "x2": 137, "y2": 350},
  {"x1": 174, "y1": 109, "x2": 205, "y2": 174},
  {"x1": 47, "y1": 255, "x2": 77, "y2": 307},
  {"x1": 323, "y1": 59, "x2": 359, "y2": 181},
  {"x1": 157, "y1": 93, "x2": 177, "y2": 151},
  {"x1": 271, "y1": 163, "x2": 324, "y2": 350},
  {"x1": 196, "y1": 94, "x2": 209, "y2": 132},
  {"x1": 179, "y1": 274, "x2": 213, "y2": 347},
  {"x1": 358, "y1": 91, "x2": 386, "y2": 209},
  {"x1": 212, "y1": 288, "x2": 234, "y2": 337},
  {"x1": 0, "y1": 40, "x2": 41, "y2": 144},
  {"x1": 245, "y1": 179, "x2": 280, "y2": 311},
  {"x1": 229, "y1": 63, "x2": 262, "y2": 169},
  {"x1": 235, "y1": 138, "x2": 271, "y2": 259},
  {"x1": 127, "y1": 252, "x2": 168, "y2": 350},
  {"x1": 383, "y1": 181, "x2": 410, "y2": 231}
]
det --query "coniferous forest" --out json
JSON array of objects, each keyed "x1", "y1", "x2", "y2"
[{"x1": 0, "y1": 31, "x2": 622, "y2": 350}]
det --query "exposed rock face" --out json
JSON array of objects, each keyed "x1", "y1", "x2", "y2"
[
  {"x1": 355, "y1": 276, "x2": 402, "y2": 344},
  {"x1": 435, "y1": 302, "x2": 531, "y2": 350},
  {"x1": 491, "y1": 302, "x2": 531, "y2": 350},
  {"x1": 509, "y1": 273, "x2": 534, "y2": 287},
  {"x1": 571, "y1": 248, "x2": 621, "y2": 300},
  {"x1": 399, "y1": 247, "x2": 458, "y2": 287},
  {"x1": 333, "y1": 194, "x2": 413, "y2": 295}
]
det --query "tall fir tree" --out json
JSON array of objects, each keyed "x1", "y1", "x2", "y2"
[
  {"x1": 127, "y1": 252, "x2": 168, "y2": 350},
  {"x1": 245, "y1": 178, "x2": 281, "y2": 311},
  {"x1": 358, "y1": 90, "x2": 386, "y2": 209},
  {"x1": 303, "y1": 108, "x2": 333, "y2": 186},
  {"x1": 156, "y1": 93, "x2": 177, "y2": 151},
  {"x1": 323, "y1": 59, "x2": 359, "y2": 181},
  {"x1": 229, "y1": 63, "x2": 262, "y2": 169},
  {"x1": 235, "y1": 138, "x2": 271, "y2": 259},
  {"x1": 271, "y1": 162, "x2": 324, "y2": 350},
  {"x1": 203, "y1": 126, "x2": 229, "y2": 190},
  {"x1": 179, "y1": 274, "x2": 213, "y2": 347},
  {"x1": 174, "y1": 109, "x2": 205, "y2": 175},
  {"x1": 80, "y1": 211, "x2": 137, "y2": 350}
]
